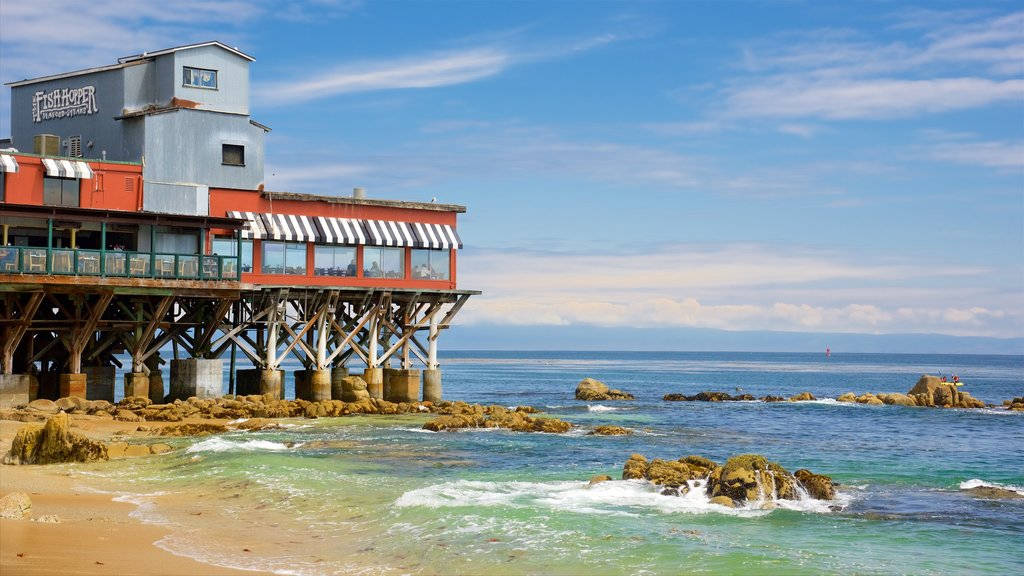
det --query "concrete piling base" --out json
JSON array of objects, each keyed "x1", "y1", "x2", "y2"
[
  {"x1": 330, "y1": 367, "x2": 349, "y2": 400},
  {"x1": 295, "y1": 369, "x2": 332, "y2": 401},
  {"x1": 363, "y1": 368, "x2": 383, "y2": 400},
  {"x1": 385, "y1": 369, "x2": 421, "y2": 403},
  {"x1": 149, "y1": 371, "x2": 165, "y2": 403},
  {"x1": 236, "y1": 369, "x2": 284, "y2": 397},
  {"x1": 83, "y1": 366, "x2": 116, "y2": 402},
  {"x1": 169, "y1": 359, "x2": 223, "y2": 401},
  {"x1": 124, "y1": 372, "x2": 149, "y2": 398},
  {"x1": 423, "y1": 369, "x2": 442, "y2": 403},
  {"x1": 59, "y1": 373, "x2": 87, "y2": 399},
  {"x1": 0, "y1": 374, "x2": 36, "y2": 408}
]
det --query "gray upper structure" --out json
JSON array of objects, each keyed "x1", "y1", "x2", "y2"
[{"x1": 6, "y1": 41, "x2": 268, "y2": 215}]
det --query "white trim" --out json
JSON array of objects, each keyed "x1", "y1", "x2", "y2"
[{"x1": 0, "y1": 154, "x2": 17, "y2": 173}]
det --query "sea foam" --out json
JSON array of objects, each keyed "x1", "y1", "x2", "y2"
[
  {"x1": 395, "y1": 478, "x2": 847, "y2": 518},
  {"x1": 185, "y1": 437, "x2": 300, "y2": 454},
  {"x1": 959, "y1": 478, "x2": 1024, "y2": 495}
]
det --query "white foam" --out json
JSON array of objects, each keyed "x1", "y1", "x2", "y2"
[
  {"x1": 225, "y1": 418, "x2": 249, "y2": 425},
  {"x1": 185, "y1": 437, "x2": 300, "y2": 454},
  {"x1": 959, "y1": 478, "x2": 1024, "y2": 495},
  {"x1": 395, "y1": 478, "x2": 847, "y2": 518},
  {"x1": 587, "y1": 404, "x2": 622, "y2": 412}
]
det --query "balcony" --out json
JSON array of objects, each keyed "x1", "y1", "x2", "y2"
[{"x1": 0, "y1": 246, "x2": 240, "y2": 281}]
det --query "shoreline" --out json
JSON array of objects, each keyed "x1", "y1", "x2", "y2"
[{"x1": 0, "y1": 418, "x2": 273, "y2": 576}]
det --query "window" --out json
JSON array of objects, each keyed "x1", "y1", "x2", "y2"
[
  {"x1": 0, "y1": 173, "x2": 5, "y2": 202},
  {"x1": 363, "y1": 247, "x2": 404, "y2": 279},
  {"x1": 411, "y1": 249, "x2": 450, "y2": 280},
  {"x1": 212, "y1": 237, "x2": 253, "y2": 273},
  {"x1": 262, "y1": 241, "x2": 306, "y2": 275},
  {"x1": 314, "y1": 245, "x2": 356, "y2": 277},
  {"x1": 68, "y1": 135, "x2": 82, "y2": 158},
  {"x1": 183, "y1": 66, "x2": 218, "y2": 89},
  {"x1": 42, "y1": 177, "x2": 79, "y2": 207},
  {"x1": 222, "y1": 144, "x2": 244, "y2": 166}
]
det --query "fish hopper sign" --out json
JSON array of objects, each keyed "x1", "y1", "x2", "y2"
[{"x1": 32, "y1": 86, "x2": 98, "y2": 122}]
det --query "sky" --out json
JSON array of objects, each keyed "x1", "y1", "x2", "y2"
[{"x1": 1, "y1": 1, "x2": 1021, "y2": 349}]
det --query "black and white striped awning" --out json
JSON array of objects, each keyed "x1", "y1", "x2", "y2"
[
  {"x1": 260, "y1": 213, "x2": 318, "y2": 242},
  {"x1": 225, "y1": 212, "x2": 462, "y2": 249},
  {"x1": 41, "y1": 158, "x2": 93, "y2": 179},
  {"x1": 0, "y1": 154, "x2": 18, "y2": 173},
  {"x1": 314, "y1": 217, "x2": 366, "y2": 245},
  {"x1": 227, "y1": 211, "x2": 268, "y2": 239},
  {"x1": 411, "y1": 223, "x2": 462, "y2": 249}
]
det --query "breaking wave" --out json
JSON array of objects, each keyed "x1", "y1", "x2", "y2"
[
  {"x1": 959, "y1": 479, "x2": 1024, "y2": 495},
  {"x1": 185, "y1": 437, "x2": 300, "y2": 454}
]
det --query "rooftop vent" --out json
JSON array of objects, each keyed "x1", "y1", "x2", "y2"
[{"x1": 353, "y1": 187, "x2": 366, "y2": 199}]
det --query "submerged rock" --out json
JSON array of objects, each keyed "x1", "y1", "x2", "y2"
[
  {"x1": 0, "y1": 492, "x2": 32, "y2": 519},
  {"x1": 588, "y1": 475, "x2": 613, "y2": 487},
  {"x1": 3, "y1": 412, "x2": 107, "y2": 465},
  {"x1": 588, "y1": 425, "x2": 632, "y2": 436},
  {"x1": 423, "y1": 407, "x2": 572, "y2": 434},
  {"x1": 152, "y1": 422, "x2": 227, "y2": 437},
  {"x1": 575, "y1": 378, "x2": 634, "y2": 401},
  {"x1": 961, "y1": 485, "x2": 1024, "y2": 500}
]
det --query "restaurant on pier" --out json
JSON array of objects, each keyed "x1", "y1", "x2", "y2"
[{"x1": 0, "y1": 42, "x2": 477, "y2": 408}]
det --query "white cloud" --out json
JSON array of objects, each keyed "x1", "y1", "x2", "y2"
[
  {"x1": 455, "y1": 245, "x2": 1021, "y2": 337},
  {"x1": 718, "y1": 10, "x2": 1024, "y2": 121},
  {"x1": 258, "y1": 48, "x2": 511, "y2": 104},
  {"x1": 726, "y1": 77, "x2": 1024, "y2": 120},
  {"x1": 928, "y1": 137, "x2": 1024, "y2": 170}
]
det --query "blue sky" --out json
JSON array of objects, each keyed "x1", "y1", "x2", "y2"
[{"x1": 2, "y1": 1, "x2": 1021, "y2": 345}]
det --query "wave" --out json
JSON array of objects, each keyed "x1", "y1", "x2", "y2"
[
  {"x1": 395, "y1": 478, "x2": 848, "y2": 518},
  {"x1": 587, "y1": 404, "x2": 624, "y2": 412},
  {"x1": 185, "y1": 437, "x2": 301, "y2": 454},
  {"x1": 959, "y1": 478, "x2": 1024, "y2": 495}
]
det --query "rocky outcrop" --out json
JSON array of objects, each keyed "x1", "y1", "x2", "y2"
[
  {"x1": 961, "y1": 485, "x2": 1024, "y2": 500},
  {"x1": 575, "y1": 378, "x2": 634, "y2": 401},
  {"x1": 837, "y1": 393, "x2": 856, "y2": 403},
  {"x1": 588, "y1": 425, "x2": 631, "y2": 436},
  {"x1": 794, "y1": 469, "x2": 836, "y2": 500},
  {"x1": 788, "y1": 392, "x2": 816, "y2": 402},
  {"x1": 876, "y1": 393, "x2": 916, "y2": 407},
  {"x1": 339, "y1": 376, "x2": 371, "y2": 402},
  {"x1": 106, "y1": 442, "x2": 174, "y2": 458},
  {"x1": 588, "y1": 475, "x2": 612, "y2": 486},
  {"x1": 152, "y1": 422, "x2": 228, "y2": 436},
  {"x1": 423, "y1": 405, "x2": 572, "y2": 433},
  {"x1": 908, "y1": 375, "x2": 984, "y2": 408},
  {"x1": 663, "y1": 391, "x2": 754, "y2": 402},
  {"x1": 622, "y1": 453, "x2": 836, "y2": 508},
  {"x1": 1003, "y1": 397, "x2": 1024, "y2": 411},
  {"x1": 0, "y1": 492, "x2": 32, "y2": 519},
  {"x1": 3, "y1": 412, "x2": 108, "y2": 465}
]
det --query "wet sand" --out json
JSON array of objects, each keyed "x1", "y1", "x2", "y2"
[{"x1": 0, "y1": 418, "x2": 269, "y2": 576}]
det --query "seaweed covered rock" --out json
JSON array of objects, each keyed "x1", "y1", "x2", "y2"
[
  {"x1": 789, "y1": 392, "x2": 816, "y2": 402},
  {"x1": 836, "y1": 393, "x2": 857, "y2": 403},
  {"x1": 575, "y1": 378, "x2": 634, "y2": 401},
  {"x1": 589, "y1": 425, "x2": 632, "y2": 436},
  {"x1": 663, "y1": 391, "x2": 754, "y2": 402},
  {"x1": 794, "y1": 469, "x2": 835, "y2": 500},
  {"x1": 1003, "y1": 397, "x2": 1024, "y2": 411},
  {"x1": 876, "y1": 393, "x2": 916, "y2": 407},
  {"x1": 3, "y1": 412, "x2": 108, "y2": 465},
  {"x1": 422, "y1": 408, "x2": 571, "y2": 434},
  {"x1": 340, "y1": 376, "x2": 371, "y2": 402},
  {"x1": 622, "y1": 454, "x2": 649, "y2": 480},
  {"x1": 707, "y1": 454, "x2": 795, "y2": 505}
]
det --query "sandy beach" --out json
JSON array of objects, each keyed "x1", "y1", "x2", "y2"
[{"x1": 0, "y1": 418, "x2": 269, "y2": 576}]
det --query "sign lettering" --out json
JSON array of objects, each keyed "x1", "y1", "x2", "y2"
[{"x1": 32, "y1": 86, "x2": 98, "y2": 122}]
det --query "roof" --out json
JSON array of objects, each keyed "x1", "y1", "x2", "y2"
[
  {"x1": 5, "y1": 41, "x2": 253, "y2": 87},
  {"x1": 0, "y1": 203, "x2": 243, "y2": 229},
  {"x1": 262, "y1": 191, "x2": 467, "y2": 213},
  {"x1": 118, "y1": 41, "x2": 255, "y2": 63}
]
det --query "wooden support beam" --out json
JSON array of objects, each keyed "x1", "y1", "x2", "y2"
[
  {"x1": 1, "y1": 292, "x2": 43, "y2": 374},
  {"x1": 431, "y1": 294, "x2": 470, "y2": 341}
]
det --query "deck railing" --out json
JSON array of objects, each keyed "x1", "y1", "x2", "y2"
[{"x1": 0, "y1": 246, "x2": 240, "y2": 281}]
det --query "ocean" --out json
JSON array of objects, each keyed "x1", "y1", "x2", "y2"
[{"x1": 80, "y1": 351, "x2": 1023, "y2": 575}]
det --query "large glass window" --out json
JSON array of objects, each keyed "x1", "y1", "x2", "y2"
[
  {"x1": 262, "y1": 241, "x2": 306, "y2": 275},
  {"x1": 183, "y1": 66, "x2": 218, "y2": 89},
  {"x1": 212, "y1": 237, "x2": 253, "y2": 273},
  {"x1": 411, "y1": 249, "x2": 450, "y2": 280},
  {"x1": 222, "y1": 144, "x2": 245, "y2": 166},
  {"x1": 42, "y1": 177, "x2": 79, "y2": 207},
  {"x1": 314, "y1": 245, "x2": 356, "y2": 277},
  {"x1": 154, "y1": 230, "x2": 198, "y2": 254},
  {"x1": 363, "y1": 247, "x2": 404, "y2": 279}
]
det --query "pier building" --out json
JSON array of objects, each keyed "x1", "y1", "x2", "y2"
[{"x1": 0, "y1": 42, "x2": 476, "y2": 408}]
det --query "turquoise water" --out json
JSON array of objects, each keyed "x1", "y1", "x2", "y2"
[{"x1": 86, "y1": 352, "x2": 1023, "y2": 575}]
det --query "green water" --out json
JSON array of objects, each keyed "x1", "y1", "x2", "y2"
[{"x1": 76, "y1": 352, "x2": 1023, "y2": 575}]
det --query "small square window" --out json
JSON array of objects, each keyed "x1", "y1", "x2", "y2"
[
  {"x1": 183, "y1": 66, "x2": 218, "y2": 89},
  {"x1": 222, "y1": 144, "x2": 244, "y2": 166}
]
